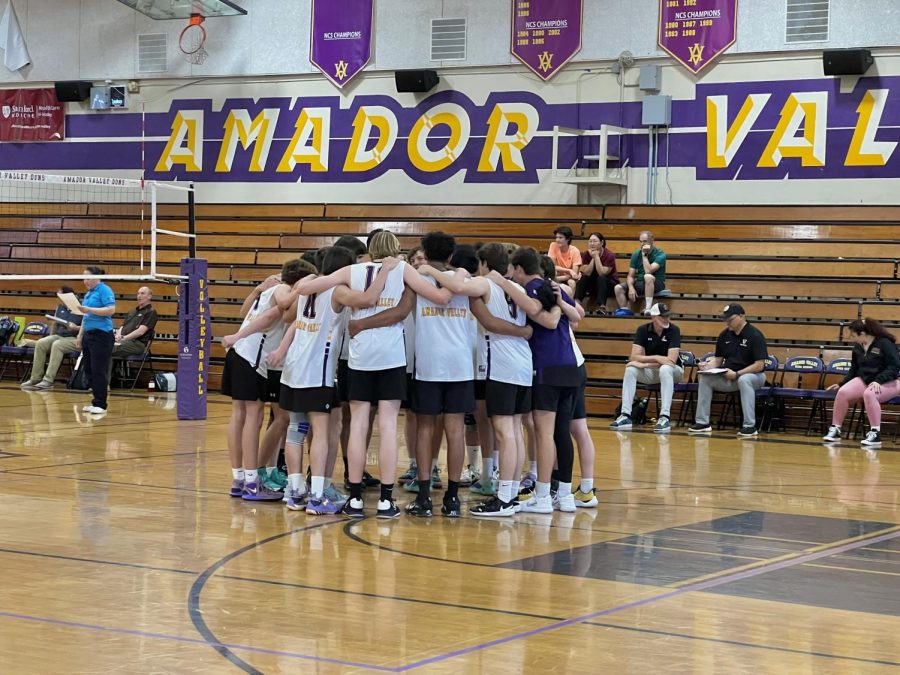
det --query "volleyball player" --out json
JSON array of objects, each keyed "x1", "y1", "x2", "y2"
[
  {"x1": 267, "y1": 248, "x2": 397, "y2": 513},
  {"x1": 486, "y1": 247, "x2": 583, "y2": 513},
  {"x1": 221, "y1": 259, "x2": 311, "y2": 500},
  {"x1": 293, "y1": 230, "x2": 454, "y2": 518}
]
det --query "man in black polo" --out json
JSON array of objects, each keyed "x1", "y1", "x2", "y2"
[
  {"x1": 112, "y1": 286, "x2": 158, "y2": 358},
  {"x1": 610, "y1": 303, "x2": 683, "y2": 433},
  {"x1": 689, "y1": 303, "x2": 768, "y2": 438}
]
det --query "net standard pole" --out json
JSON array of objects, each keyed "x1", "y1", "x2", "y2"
[
  {"x1": 150, "y1": 182, "x2": 158, "y2": 278},
  {"x1": 188, "y1": 182, "x2": 196, "y2": 258}
]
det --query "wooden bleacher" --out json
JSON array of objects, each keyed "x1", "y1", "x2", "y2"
[{"x1": 0, "y1": 202, "x2": 898, "y2": 422}]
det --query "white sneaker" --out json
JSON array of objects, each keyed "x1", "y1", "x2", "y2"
[
  {"x1": 610, "y1": 414, "x2": 633, "y2": 430},
  {"x1": 554, "y1": 493, "x2": 576, "y2": 513},
  {"x1": 520, "y1": 494, "x2": 553, "y2": 514},
  {"x1": 822, "y1": 425, "x2": 841, "y2": 443},
  {"x1": 459, "y1": 465, "x2": 479, "y2": 486},
  {"x1": 84, "y1": 406, "x2": 107, "y2": 415}
]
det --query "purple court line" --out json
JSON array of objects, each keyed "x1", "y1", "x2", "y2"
[
  {"x1": 397, "y1": 526, "x2": 900, "y2": 671},
  {"x1": 0, "y1": 610, "x2": 397, "y2": 672}
]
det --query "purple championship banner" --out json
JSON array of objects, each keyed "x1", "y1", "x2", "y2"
[
  {"x1": 310, "y1": 0, "x2": 374, "y2": 89},
  {"x1": 658, "y1": 0, "x2": 738, "y2": 75},
  {"x1": 511, "y1": 0, "x2": 583, "y2": 81},
  {"x1": 177, "y1": 258, "x2": 210, "y2": 421}
]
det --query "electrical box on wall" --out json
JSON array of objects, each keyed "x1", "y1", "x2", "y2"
[
  {"x1": 90, "y1": 85, "x2": 128, "y2": 110},
  {"x1": 642, "y1": 95, "x2": 672, "y2": 126},
  {"x1": 639, "y1": 65, "x2": 661, "y2": 92}
]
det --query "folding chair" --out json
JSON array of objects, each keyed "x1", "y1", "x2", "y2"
[
  {"x1": 0, "y1": 321, "x2": 49, "y2": 381},
  {"x1": 113, "y1": 333, "x2": 155, "y2": 392},
  {"x1": 763, "y1": 355, "x2": 824, "y2": 432},
  {"x1": 807, "y1": 358, "x2": 852, "y2": 436}
]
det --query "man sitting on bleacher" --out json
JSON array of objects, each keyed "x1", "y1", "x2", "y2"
[
  {"x1": 688, "y1": 304, "x2": 768, "y2": 438},
  {"x1": 609, "y1": 303, "x2": 683, "y2": 433},
  {"x1": 21, "y1": 285, "x2": 83, "y2": 390},
  {"x1": 614, "y1": 231, "x2": 667, "y2": 316},
  {"x1": 111, "y1": 287, "x2": 158, "y2": 360}
]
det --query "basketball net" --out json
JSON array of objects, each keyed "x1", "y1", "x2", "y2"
[{"x1": 179, "y1": 14, "x2": 208, "y2": 65}]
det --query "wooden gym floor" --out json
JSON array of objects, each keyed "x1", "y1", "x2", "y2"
[{"x1": 1, "y1": 386, "x2": 898, "y2": 673}]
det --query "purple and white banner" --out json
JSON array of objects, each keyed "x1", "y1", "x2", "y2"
[
  {"x1": 310, "y1": 0, "x2": 374, "y2": 89},
  {"x1": 511, "y1": 0, "x2": 582, "y2": 81},
  {"x1": 658, "y1": 0, "x2": 738, "y2": 75}
]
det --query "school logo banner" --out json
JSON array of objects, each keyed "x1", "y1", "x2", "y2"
[
  {"x1": 658, "y1": 0, "x2": 738, "y2": 75},
  {"x1": 511, "y1": 0, "x2": 583, "y2": 81},
  {"x1": 310, "y1": 0, "x2": 374, "y2": 89}
]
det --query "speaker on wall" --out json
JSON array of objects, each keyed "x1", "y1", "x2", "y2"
[
  {"x1": 54, "y1": 81, "x2": 92, "y2": 102},
  {"x1": 395, "y1": 70, "x2": 439, "y2": 93},
  {"x1": 823, "y1": 49, "x2": 873, "y2": 76}
]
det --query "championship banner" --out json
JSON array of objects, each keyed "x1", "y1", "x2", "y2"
[
  {"x1": 310, "y1": 0, "x2": 374, "y2": 89},
  {"x1": 0, "y1": 88, "x2": 64, "y2": 142},
  {"x1": 658, "y1": 0, "x2": 738, "y2": 75},
  {"x1": 511, "y1": 0, "x2": 583, "y2": 81}
]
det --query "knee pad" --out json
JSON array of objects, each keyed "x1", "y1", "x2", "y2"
[{"x1": 287, "y1": 412, "x2": 310, "y2": 444}]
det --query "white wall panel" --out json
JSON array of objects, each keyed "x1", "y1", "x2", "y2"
[
  {"x1": 20, "y1": 0, "x2": 80, "y2": 82},
  {"x1": 79, "y1": 0, "x2": 136, "y2": 80},
  {"x1": 440, "y1": 0, "x2": 512, "y2": 66},
  {"x1": 250, "y1": 0, "x2": 313, "y2": 75},
  {"x1": 373, "y1": 0, "x2": 441, "y2": 70},
  {"x1": 582, "y1": 0, "x2": 659, "y2": 60}
]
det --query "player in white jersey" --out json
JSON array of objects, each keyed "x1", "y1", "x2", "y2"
[
  {"x1": 220, "y1": 259, "x2": 313, "y2": 501},
  {"x1": 423, "y1": 243, "x2": 534, "y2": 517},
  {"x1": 267, "y1": 248, "x2": 397, "y2": 515},
  {"x1": 292, "y1": 230, "x2": 453, "y2": 518}
]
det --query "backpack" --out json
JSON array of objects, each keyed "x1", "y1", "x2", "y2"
[
  {"x1": 0, "y1": 316, "x2": 19, "y2": 346},
  {"x1": 615, "y1": 397, "x2": 649, "y2": 425},
  {"x1": 67, "y1": 353, "x2": 90, "y2": 390}
]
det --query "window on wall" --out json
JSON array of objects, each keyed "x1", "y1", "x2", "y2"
[
  {"x1": 431, "y1": 18, "x2": 467, "y2": 61},
  {"x1": 785, "y1": 0, "x2": 830, "y2": 43}
]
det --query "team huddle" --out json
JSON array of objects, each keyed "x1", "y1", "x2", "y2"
[{"x1": 221, "y1": 230, "x2": 598, "y2": 519}]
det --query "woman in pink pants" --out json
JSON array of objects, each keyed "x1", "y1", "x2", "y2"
[{"x1": 823, "y1": 318, "x2": 900, "y2": 448}]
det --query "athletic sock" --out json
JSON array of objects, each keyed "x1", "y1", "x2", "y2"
[
  {"x1": 558, "y1": 481, "x2": 572, "y2": 498},
  {"x1": 232, "y1": 468, "x2": 244, "y2": 481},
  {"x1": 349, "y1": 481, "x2": 363, "y2": 500},
  {"x1": 580, "y1": 478, "x2": 594, "y2": 493},
  {"x1": 466, "y1": 445, "x2": 480, "y2": 468},
  {"x1": 512, "y1": 480, "x2": 521, "y2": 495},
  {"x1": 324, "y1": 477, "x2": 333, "y2": 489},
  {"x1": 418, "y1": 478, "x2": 431, "y2": 502},
  {"x1": 491, "y1": 450, "x2": 499, "y2": 471},
  {"x1": 498, "y1": 480, "x2": 513, "y2": 503},
  {"x1": 288, "y1": 473, "x2": 305, "y2": 492},
  {"x1": 266, "y1": 464, "x2": 277, "y2": 475},
  {"x1": 528, "y1": 461, "x2": 537, "y2": 476},
  {"x1": 244, "y1": 469, "x2": 258, "y2": 485},
  {"x1": 380, "y1": 483, "x2": 394, "y2": 502},
  {"x1": 535, "y1": 481, "x2": 551, "y2": 499},
  {"x1": 446, "y1": 480, "x2": 459, "y2": 500},
  {"x1": 310, "y1": 476, "x2": 325, "y2": 498},
  {"x1": 645, "y1": 297, "x2": 652, "y2": 310},
  {"x1": 482, "y1": 457, "x2": 494, "y2": 482}
]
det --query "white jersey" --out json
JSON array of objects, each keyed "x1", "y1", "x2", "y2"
[
  {"x1": 338, "y1": 308, "x2": 351, "y2": 361},
  {"x1": 477, "y1": 278, "x2": 532, "y2": 387},
  {"x1": 281, "y1": 288, "x2": 342, "y2": 389},
  {"x1": 349, "y1": 260, "x2": 408, "y2": 371},
  {"x1": 234, "y1": 286, "x2": 280, "y2": 377},
  {"x1": 415, "y1": 270, "x2": 476, "y2": 382},
  {"x1": 404, "y1": 312, "x2": 416, "y2": 375},
  {"x1": 571, "y1": 327, "x2": 585, "y2": 367},
  {"x1": 475, "y1": 323, "x2": 486, "y2": 381}
]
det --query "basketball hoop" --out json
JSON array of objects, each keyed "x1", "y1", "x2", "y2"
[{"x1": 179, "y1": 14, "x2": 208, "y2": 65}]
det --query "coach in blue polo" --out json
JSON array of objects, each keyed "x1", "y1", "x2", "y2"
[{"x1": 688, "y1": 303, "x2": 768, "y2": 438}]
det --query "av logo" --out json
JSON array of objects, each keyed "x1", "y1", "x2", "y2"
[
  {"x1": 335, "y1": 60, "x2": 349, "y2": 80},
  {"x1": 537, "y1": 51, "x2": 554, "y2": 73},
  {"x1": 688, "y1": 43, "x2": 705, "y2": 67}
]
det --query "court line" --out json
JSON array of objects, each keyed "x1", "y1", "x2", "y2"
[
  {"x1": 393, "y1": 525, "x2": 900, "y2": 671},
  {"x1": 6, "y1": 470, "x2": 223, "y2": 495},
  {"x1": 583, "y1": 621, "x2": 900, "y2": 667},
  {"x1": 1, "y1": 447, "x2": 226, "y2": 472},
  {"x1": 0, "y1": 609, "x2": 395, "y2": 672}
]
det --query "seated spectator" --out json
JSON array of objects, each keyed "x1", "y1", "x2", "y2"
[
  {"x1": 614, "y1": 230, "x2": 666, "y2": 316},
  {"x1": 21, "y1": 285, "x2": 83, "y2": 390},
  {"x1": 688, "y1": 304, "x2": 768, "y2": 438},
  {"x1": 610, "y1": 303, "x2": 683, "y2": 433},
  {"x1": 547, "y1": 226, "x2": 581, "y2": 293},
  {"x1": 822, "y1": 318, "x2": 900, "y2": 449},
  {"x1": 575, "y1": 232, "x2": 618, "y2": 315},
  {"x1": 112, "y1": 286, "x2": 158, "y2": 359}
]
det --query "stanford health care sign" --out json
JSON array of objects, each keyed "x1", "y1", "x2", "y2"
[
  {"x1": 511, "y1": 0, "x2": 583, "y2": 81},
  {"x1": 658, "y1": 0, "x2": 737, "y2": 74},
  {"x1": 310, "y1": 0, "x2": 374, "y2": 88}
]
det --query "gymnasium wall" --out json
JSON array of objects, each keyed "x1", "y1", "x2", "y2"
[{"x1": 1, "y1": 0, "x2": 899, "y2": 205}]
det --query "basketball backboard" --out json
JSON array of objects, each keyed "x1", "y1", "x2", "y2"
[{"x1": 114, "y1": 0, "x2": 247, "y2": 20}]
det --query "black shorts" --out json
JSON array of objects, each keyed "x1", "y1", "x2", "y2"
[
  {"x1": 532, "y1": 381, "x2": 579, "y2": 416},
  {"x1": 348, "y1": 365, "x2": 407, "y2": 404},
  {"x1": 485, "y1": 380, "x2": 532, "y2": 417},
  {"x1": 221, "y1": 349, "x2": 267, "y2": 402},
  {"x1": 337, "y1": 359, "x2": 350, "y2": 403},
  {"x1": 401, "y1": 373, "x2": 414, "y2": 410},
  {"x1": 280, "y1": 384, "x2": 339, "y2": 414},
  {"x1": 266, "y1": 369, "x2": 282, "y2": 404},
  {"x1": 620, "y1": 280, "x2": 666, "y2": 297},
  {"x1": 412, "y1": 379, "x2": 475, "y2": 416},
  {"x1": 474, "y1": 379, "x2": 486, "y2": 401}
]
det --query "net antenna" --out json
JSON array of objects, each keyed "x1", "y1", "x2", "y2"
[{"x1": 179, "y1": 14, "x2": 208, "y2": 65}]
